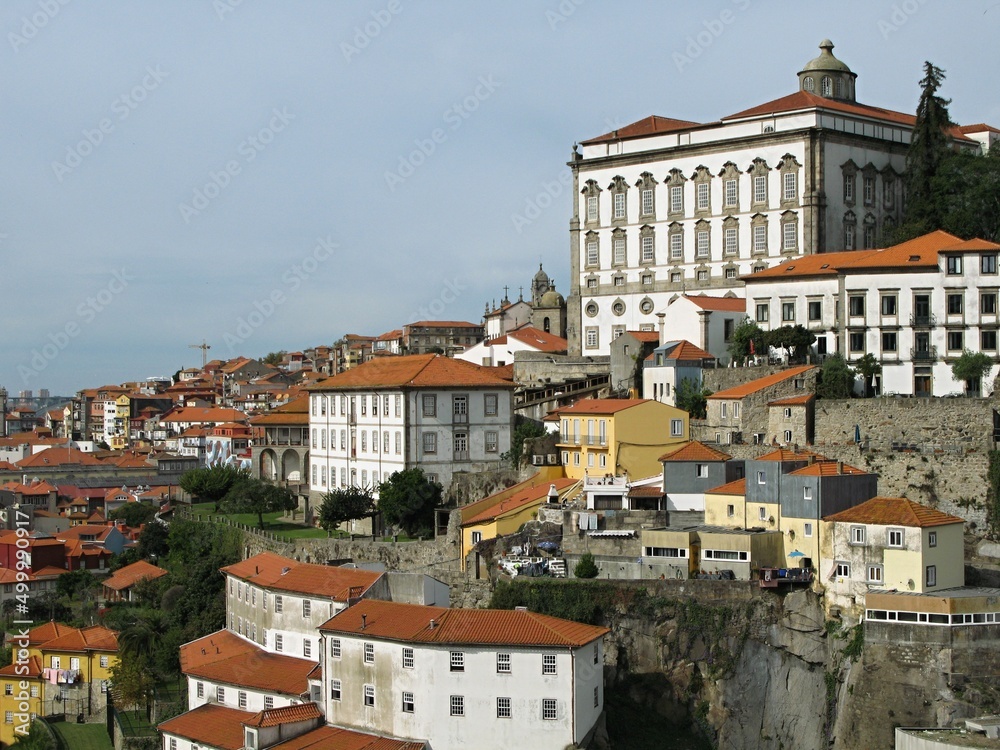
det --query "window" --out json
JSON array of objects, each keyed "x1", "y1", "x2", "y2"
[
  {"x1": 849, "y1": 332, "x2": 865, "y2": 353},
  {"x1": 724, "y1": 179, "x2": 738, "y2": 208},
  {"x1": 670, "y1": 232, "x2": 683, "y2": 259},
  {"x1": 422, "y1": 394, "x2": 436, "y2": 417},
  {"x1": 887, "y1": 528, "x2": 904, "y2": 547},
  {"x1": 330, "y1": 680, "x2": 341, "y2": 701},
  {"x1": 422, "y1": 432, "x2": 437, "y2": 454},
  {"x1": 542, "y1": 654, "x2": 557, "y2": 675},
  {"x1": 264, "y1": 696, "x2": 274, "y2": 710},
  {"x1": 450, "y1": 695, "x2": 465, "y2": 716},
  {"x1": 783, "y1": 430, "x2": 793, "y2": 442},
  {"x1": 497, "y1": 652, "x2": 511, "y2": 673},
  {"x1": 641, "y1": 188, "x2": 654, "y2": 216},
  {"x1": 926, "y1": 565, "x2": 937, "y2": 587},
  {"x1": 586, "y1": 195, "x2": 598, "y2": 222},
  {"x1": 217, "y1": 686, "x2": 225, "y2": 703},
  {"x1": 484, "y1": 393, "x2": 499, "y2": 417},
  {"x1": 782, "y1": 220, "x2": 797, "y2": 251},
  {"x1": 947, "y1": 331, "x2": 964, "y2": 351},
  {"x1": 867, "y1": 564, "x2": 883, "y2": 584},
  {"x1": 803, "y1": 522, "x2": 813, "y2": 537},
  {"x1": 196, "y1": 682, "x2": 204, "y2": 699},
  {"x1": 364, "y1": 684, "x2": 375, "y2": 707},
  {"x1": 275, "y1": 595, "x2": 283, "y2": 613},
  {"x1": 585, "y1": 327, "x2": 599, "y2": 349},
  {"x1": 594, "y1": 643, "x2": 599, "y2": 664},
  {"x1": 753, "y1": 175, "x2": 767, "y2": 204},
  {"x1": 696, "y1": 463, "x2": 709, "y2": 479},
  {"x1": 849, "y1": 295, "x2": 865, "y2": 317},
  {"x1": 402, "y1": 647, "x2": 414, "y2": 669},
  {"x1": 753, "y1": 224, "x2": 767, "y2": 253},
  {"x1": 983, "y1": 254, "x2": 998, "y2": 274},
  {"x1": 364, "y1": 643, "x2": 374, "y2": 664},
  {"x1": 928, "y1": 531, "x2": 937, "y2": 547},
  {"x1": 863, "y1": 176, "x2": 874, "y2": 205},
  {"x1": 783, "y1": 172, "x2": 797, "y2": 201},
  {"x1": 100, "y1": 655, "x2": 109, "y2": 668},
  {"x1": 835, "y1": 562, "x2": 850, "y2": 579},
  {"x1": 303, "y1": 639, "x2": 312, "y2": 658},
  {"x1": 497, "y1": 697, "x2": 512, "y2": 718},
  {"x1": 947, "y1": 293, "x2": 963, "y2": 315},
  {"x1": 402, "y1": 691, "x2": 415, "y2": 713},
  {"x1": 595, "y1": 686, "x2": 600, "y2": 708},
  {"x1": 726, "y1": 504, "x2": 735, "y2": 518},
  {"x1": 851, "y1": 526, "x2": 866, "y2": 545},
  {"x1": 757, "y1": 470, "x2": 766, "y2": 485},
  {"x1": 696, "y1": 182, "x2": 709, "y2": 211},
  {"x1": 724, "y1": 227, "x2": 738, "y2": 255},
  {"x1": 302, "y1": 600, "x2": 311, "y2": 617},
  {"x1": 782, "y1": 302, "x2": 795, "y2": 322},
  {"x1": 586, "y1": 240, "x2": 599, "y2": 267},
  {"x1": 450, "y1": 651, "x2": 465, "y2": 672},
  {"x1": 670, "y1": 185, "x2": 683, "y2": 214},
  {"x1": 613, "y1": 236, "x2": 626, "y2": 265},
  {"x1": 805, "y1": 300, "x2": 822, "y2": 322},
  {"x1": 755, "y1": 303, "x2": 769, "y2": 323},
  {"x1": 613, "y1": 191, "x2": 625, "y2": 220},
  {"x1": 881, "y1": 295, "x2": 897, "y2": 316},
  {"x1": 542, "y1": 698, "x2": 558, "y2": 721},
  {"x1": 696, "y1": 229, "x2": 709, "y2": 258},
  {"x1": 882, "y1": 332, "x2": 897, "y2": 352},
  {"x1": 670, "y1": 419, "x2": 683, "y2": 437},
  {"x1": 238, "y1": 691, "x2": 247, "y2": 709},
  {"x1": 946, "y1": 256, "x2": 963, "y2": 275},
  {"x1": 275, "y1": 634, "x2": 283, "y2": 652},
  {"x1": 983, "y1": 293, "x2": 997, "y2": 315},
  {"x1": 725, "y1": 267, "x2": 737, "y2": 279},
  {"x1": 641, "y1": 234, "x2": 654, "y2": 263},
  {"x1": 641, "y1": 273, "x2": 653, "y2": 286},
  {"x1": 983, "y1": 330, "x2": 998, "y2": 351}
]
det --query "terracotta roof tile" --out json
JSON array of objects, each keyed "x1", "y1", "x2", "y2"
[
  {"x1": 724, "y1": 90, "x2": 917, "y2": 127},
  {"x1": 308, "y1": 354, "x2": 513, "y2": 390},
  {"x1": 768, "y1": 394, "x2": 815, "y2": 406},
  {"x1": 789, "y1": 460, "x2": 868, "y2": 477},
  {"x1": 659, "y1": 441, "x2": 732, "y2": 462},
  {"x1": 267, "y1": 725, "x2": 426, "y2": 750},
  {"x1": 244, "y1": 702, "x2": 323, "y2": 728},
  {"x1": 462, "y1": 478, "x2": 577, "y2": 526},
  {"x1": 627, "y1": 486, "x2": 664, "y2": 498},
  {"x1": 158, "y1": 704, "x2": 251, "y2": 750},
  {"x1": 320, "y1": 600, "x2": 608, "y2": 648},
  {"x1": 506, "y1": 326, "x2": 568, "y2": 353},
  {"x1": 823, "y1": 496, "x2": 965, "y2": 527},
  {"x1": 102, "y1": 560, "x2": 168, "y2": 592},
  {"x1": 160, "y1": 407, "x2": 248, "y2": 423},
  {"x1": 0, "y1": 655, "x2": 42, "y2": 678},
  {"x1": 958, "y1": 123, "x2": 1000, "y2": 135},
  {"x1": 40, "y1": 625, "x2": 118, "y2": 653},
  {"x1": 755, "y1": 448, "x2": 825, "y2": 462},
  {"x1": 552, "y1": 398, "x2": 648, "y2": 415},
  {"x1": 706, "y1": 477, "x2": 746, "y2": 496},
  {"x1": 708, "y1": 366, "x2": 814, "y2": 400},
  {"x1": 625, "y1": 330, "x2": 661, "y2": 343},
  {"x1": 653, "y1": 341, "x2": 715, "y2": 363},
  {"x1": 581, "y1": 115, "x2": 701, "y2": 145},
  {"x1": 681, "y1": 294, "x2": 746, "y2": 312},
  {"x1": 220, "y1": 552, "x2": 382, "y2": 601},
  {"x1": 742, "y1": 250, "x2": 876, "y2": 280},
  {"x1": 17, "y1": 448, "x2": 104, "y2": 468},
  {"x1": 180, "y1": 629, "x2": 315, "y2": 694},
  {"x1": 836, "y1": 230, "x2": 963, "y2": 271}
]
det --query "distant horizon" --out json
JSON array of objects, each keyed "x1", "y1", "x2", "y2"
[{"x1": 3, "y1": 1, "x2": 998, "y2": 395}]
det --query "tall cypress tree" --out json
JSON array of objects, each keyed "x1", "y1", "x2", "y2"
[{"x1": 902, "y1": 62, "x2": 953, "y2": 235}]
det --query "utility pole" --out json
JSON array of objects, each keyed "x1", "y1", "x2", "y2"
[{"x1": 189, "y1": 340, "x2": 211, "y2": 369}]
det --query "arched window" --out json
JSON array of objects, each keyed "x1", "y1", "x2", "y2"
[
  {"x1": 803, "y1": 76, "x2": 814, "y2": 92},
  {"x1": 835, "y1": 78, "x2": 844, "y2": 98},
  {"x1": 821, "y1": 76, "x2": 832, "y2": 97},
  {"x1": 543, "y1": 317, "x2": 550, "y2": 333}
]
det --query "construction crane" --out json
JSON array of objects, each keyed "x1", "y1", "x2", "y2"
[{"x1": 189, "y1": 340, "x2": 211, "y2": 368}]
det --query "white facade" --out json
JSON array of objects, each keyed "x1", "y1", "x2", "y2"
[
  {"x1": 186, "y1": 674, "x2": 299, "y2": 713},
  {"x1": 308, "y1": 387, "x2": 513, "y2": 497},
  {"x1": 660, "y1": 296, "x2": 744, "y2": 363},
  {"x1": 321, "y1": 629, "x2": 604, "y2": 750}
]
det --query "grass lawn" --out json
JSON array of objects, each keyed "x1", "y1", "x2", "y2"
[
  {"x1": 187, "y1": 503, "x2": 342, "y2": 540},
  {"x1": 50, "y1": 721, "x2": 113, "y2": 750}
]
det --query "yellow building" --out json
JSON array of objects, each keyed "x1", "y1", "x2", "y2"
[
  {"x1": 2, "y1": 622, "x2": 120, "y2": 729},
  {"x1": 109, "y1": 394, "x2": 132, "y2": 450},
  {"x1": 461, "y1": 475, "x2": 577, "y2": 571},
  {"x1": 552, "y1": 398, "x2": 689, "y2": 481},
  {"x1": 0, "y1": 657, "x2": 43, "y2": 746},
  {"x1": 704, "y1": 477, "x2": 747, "y2": 527}
]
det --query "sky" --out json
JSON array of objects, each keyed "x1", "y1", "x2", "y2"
[{"x1": 2, "y1": 0, "x2": 999, "y2": 397}]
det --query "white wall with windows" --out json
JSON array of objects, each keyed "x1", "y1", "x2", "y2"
[
  {"x1": 186, "y1": 673, "x2": 299, "y2": 713},
  {"x1": 321, "y1": 632, "x2": 603, "y2": 750}
]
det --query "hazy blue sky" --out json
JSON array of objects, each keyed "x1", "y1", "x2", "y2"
[{"x1": 2, "y1": 0, "x2": 998, "y2": 396}]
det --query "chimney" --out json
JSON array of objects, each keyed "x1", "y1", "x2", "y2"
[
  {"x1": 656, "y1": 313, "x2": 666, "y2": 346},
  {"x1": 807, "y1": 455, "x2": 814, "y2": 465},
  {"x1": 429, "y1": 619, "x2": 437, "y2": 629},
  {"x1": 361, "y1": 614, "x2": 367, "y2": 630},
  {"x1": 547, "y1": 483, "x2": 559, "y2": 504},
  {"x1": 836, "y1": 461, "x2": 843, "y2": 475}
]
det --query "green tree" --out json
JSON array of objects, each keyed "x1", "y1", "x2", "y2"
[
  {"x1": 816, "y1": 354, "x2": 856, "y2": 399},
  {"x1": 377, "y1": 469, "x2": 442, "y2": 538},
  {"x1": 675, "y1": 378, "x2": 711, "y2": 419},
  {"x1": 897, "y1": 61, "x2": 953, "y2": 239},
  {"x1": 109, "y1": 655, "x2": 155, "y2": 716},
  {"x1": 765, "y1": 325, "x2": 817, "y2": 363},
  {"x1": 318, "y1": 487, "x2": 375, "y2": 532},
  {"x1": 221, "y1": 475, "x2": 297, "y2": 530},
  {"x1": 261, "y1": 350, "x2": 287, "y2": 366},
  {"x1": 501, "y1": 419, "x2": 547, "y2": 468},
  {"x1": 574, "y1": 553, "x2": 599, "y2": 579},
  {"x1": 728, "y1": 318, "x2": 765, "y2": 363},
  {"x1": 179, "y1": 465, "x2": 245, "y2": 509},
  {"x1": 951, "y1": 350, "x2": 994, "y2": 396},
  {"x1": 56, "y1": 569, "x2": 98, "y2": 600},
  {"x1": 10, "y1": 720, "x2": 55, "y2": 750},
  {"x1": 854, "y1": 353, "x2": 883, "y2": 397},
  {"x1": 109, "y1": 501, "x2": 158, "y2": 528},
  {"x1": 932, "y1": 145, "x2": 1000, "y2": 242},
  {"x1": 136, "y1": 520, "x2": 170, "y2": 560}
]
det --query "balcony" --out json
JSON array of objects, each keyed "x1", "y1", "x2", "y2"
[
  {"x1": 910, "y1": 346, "x2": 938, "y2": 361},
  {"x1": 558, "y1": 434, "x2": 608, "y2": 446},
  {"x1": 910, "y1": 313, "x2": 936, "y2": 327}
]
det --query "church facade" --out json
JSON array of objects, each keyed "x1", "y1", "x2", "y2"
[{"x1": 565, "y1": 40, "x2": 984, "y2": 356}]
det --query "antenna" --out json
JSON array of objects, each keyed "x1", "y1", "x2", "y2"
[{"x1": 189, "y1": 340, "x2": 211, "y2": 368}]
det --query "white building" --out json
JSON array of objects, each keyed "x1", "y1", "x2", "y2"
[
  {"x1": 307, "y1": 354, "x2": 514, "y2": 499},
  {"x1": 744, "y1": 231, "x2": 1000, "y2": 396},
  {"x1": 659, "y1": 294, "x2": 746, "y2": 364},
  {"x1": 318, "y1": 599, "x2": 609, "y2": 750},
  {"x1": 456, "y1": 325, "x2": 567, "y2": 368},
  {"x1": 566, "y1": 40, "x2": 985, "y2": 355},
  {"x1": 642, "y1": 340, "x2": 716, "y2": 408}
]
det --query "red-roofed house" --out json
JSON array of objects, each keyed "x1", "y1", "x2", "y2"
[
  {"x1": 102, "y1": 559, "x2": 167, "y2": 602},
  {"x1": 567, "y1": 39, "x2": 992, "y2": 357},
  {"x1": 659, "y1": 441, "x2": 743, "y2": 513},
  {"x1": 307, "y1": 354, "x2": 515, "y2": 503},
  {"x1": 402, "y1": 320, "x2": 485, "y2": 357},
  {"x1": 457, "y1": 324, "x2": 568, "y2": 368},
  {"x1": 319, "y1": 599, "x2": 608, "y2": 750},
  {"x1": 642, "y1": 339, "x2": 717, "y2": 408},
  {"x1": 822, "y1": 497, "x2": 966, "y2": 616}
]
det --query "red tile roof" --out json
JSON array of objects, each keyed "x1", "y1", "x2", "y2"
[
  {"x1": 507, "y1": 326, "x2": 568, "y2": 353},
  {"x1": 581, "y1": 115, "x2": 702, "y2": 145},
  {"x1": 823, "y1": 496, "x2": 964, "y2": 527},
  {"x1": 627, "y1": 486, "x2": 664, "y2": 498},
  {"x1": 789, "y1": 460, "x2": 867, "y2": 477},
  {"x1": 102, "y1": 560, "x2": 168, "y2": 592},
  {"x1": 551, "y1": 398, "x2": 648, "y2": 415},
  {"x1": 724, "y1": 90, "x2": 915, "y2": 127},
  {"x1": 308, "y1": 354, "x2": 513, "y2": 390},
  {"x1": 180, "y1": 629, "x2": 315, "y2": 694},
  {"x1": 682, "y1": 294, "x2": 746, "y2": 312},
  {"x1": 768, "y1": 394, "x2": 815, "y2": 406},
  {"x1": 958, "y1": 123, "x2": 1000, "y2": 134},
  {"x1": 706, "y1": 477, "x2": 746, "y2": 496},
  {"x1": 743, "y1": 250, "x2": 876, "y2": 280},
  {"x1": 462, "y1": 478, "x2": 577, "y2": 526},
  {"x1": 626, "y1": 330, "x2": 661, "y2": 343},
  {"x1": 320, "y1": 599, "x2": 608, "y2": 648},
  {"x1": 158, "y1": 704, "x2": 251, "y2": 750},
  {"x1": 268, "y1": 726, "x2": 426, "y2": 750},
  {"x1": 659, "y1": 441, "x2": 732, "y2": 462},
  {"x1": 40, "y1": 625, "x2": 119, "y2": 653},
  {"x1": 220, "y1": 552, "x2": 382, "y2": 600},
  {"x1": 0, "y1": 655, "x2": 42, "y2": 678},
  {"x1": 836, "y1": 230, "x2": 962, "y2": 271},
  {"x1": 708, "y1": 366, "x2": 814, "y2": 400},
  {"x1": 160, "y1": 407, "x2": 248, "y2": 424},
  {"x1": 755, "y1": 448, "x2": 825, "y2": 462},
  {"x1": 244, "y1": 702, "x2": 323, "y2": 728},
  {"x1": 17, "y1": 448, "x2": 104, "y2": 468},
  {"x1": 651, "y1": 340, "x2": 715, "y2": 363}
]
